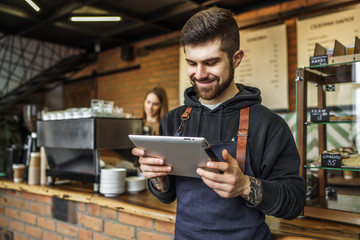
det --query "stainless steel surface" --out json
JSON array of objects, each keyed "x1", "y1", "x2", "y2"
[
  {"x1": 37, "y1": 118, "x2": 143, "y2": 149},
  {"x1": 95, "y1": 118, "x2": 142, "y2": 149},
  {"x1": 23, "y1": 104, "x2": 42, "y2": 133},
  {"x1": 37, "y1": 117, "x2": 142, "y2": 190}
]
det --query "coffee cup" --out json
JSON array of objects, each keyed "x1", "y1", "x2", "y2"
[
  {"x1": 29, "y1": 152, "x2": 40, "y2": 167},
  {"x1": 12, "y1": 164, "x2": 25, "y2": 183},
  {"x1": 28, "y1": 152, "x2": 41, "y2": 185}
]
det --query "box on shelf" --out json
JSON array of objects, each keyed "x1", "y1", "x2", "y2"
[{"x1": 310, "y1": 37, "x2": 360, "y2": 66}]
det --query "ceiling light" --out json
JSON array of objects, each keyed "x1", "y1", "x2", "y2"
[
  {"x1": 70, "y1": 16, "x2": 121, "y2": 22},
  {"x1": 24, "y1": 0, "x2": 40, "y2": 12}
]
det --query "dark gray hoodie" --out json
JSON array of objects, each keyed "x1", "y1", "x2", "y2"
[{"x1": 149, "y1": 83, "x2": 305, "y2": 238}]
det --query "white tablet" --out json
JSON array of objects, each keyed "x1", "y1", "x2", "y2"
[{"x1": 128, "y1": 135, "x2": 220, "y2": 178}]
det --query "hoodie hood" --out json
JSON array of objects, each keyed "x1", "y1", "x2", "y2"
[
  {"x1": 180, "y1": 83, "x2": 262, "y2": 141},
  {"x1": 184, "y1": 83, "x2": 261, "y2": 111}
]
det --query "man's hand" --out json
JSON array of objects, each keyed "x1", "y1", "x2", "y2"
[
  {"x1": 131, "y1": 147, "x2": 172, "y2": 192},
  {"x1": 196, "y1": 149, "x2": 251, "y2": 199}
]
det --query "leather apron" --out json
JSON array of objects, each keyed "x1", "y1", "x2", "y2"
[{"x1": 173, "y1": 107, "x2": 272, "y2": 240}]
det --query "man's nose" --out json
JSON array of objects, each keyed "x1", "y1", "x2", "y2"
[{"x1": 195, "y1": 65, "x2": 207, "y2": 80}]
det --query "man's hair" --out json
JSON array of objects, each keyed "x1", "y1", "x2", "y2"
[{"x1": 180, "y1": 7, "x2": 239, "y2": 62}]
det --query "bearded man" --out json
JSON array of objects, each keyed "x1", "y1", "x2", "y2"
[{"x1": 132, "y1": 7, "x2": 305, "y2": 240}]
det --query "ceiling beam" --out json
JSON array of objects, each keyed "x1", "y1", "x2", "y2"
[
  {"x1": 13, "y1": 0, "x2": 100, "y2": 37},
  {"x1": 98, "y1": 1, "x2": 203, "y2": 39},
  {"x1": 53, "y1": 22, "x2": 101, "y2": 37},
  {"x1": 92, "y1": 5, "x2": 172, "y2": 38},
  {"x1": 144, "y1": 1, "x2": 201, "y2": 23},
  {"x1": 0, "y1": 3, "x2": 39, "y2": 20},
  {"x1": 0, "y1": 52, "x2": 96, "y2": 113}
]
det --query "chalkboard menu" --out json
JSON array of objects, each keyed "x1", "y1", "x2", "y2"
[{"x1": 310, "y1": 108, "x2": 329, "y2": 122}]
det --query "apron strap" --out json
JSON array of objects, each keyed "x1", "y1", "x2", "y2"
[
  {"x1": 236, "y1": 107, "x2": 249, "y2": 172},
  {"x1": 176, "y1": 106, "x2": 193, "y2": 136}
]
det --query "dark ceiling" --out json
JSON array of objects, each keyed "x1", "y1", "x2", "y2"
[
  {"x1": 0, "y1": 0, "x2": 296, "y2": 114},
  {"x1": 0, "y1": 0, "x2": 291, "y2": 52}
]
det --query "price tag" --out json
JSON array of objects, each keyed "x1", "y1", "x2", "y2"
[
  {"x1": 310, "y1": 55, "x2": 328, "y2": 67},
  {"x1": 321, "y1": 154, "x2": 342, "y2": 168},
  {"x1": 310, "y1": 108, "x2": 329, "y2": 122}
]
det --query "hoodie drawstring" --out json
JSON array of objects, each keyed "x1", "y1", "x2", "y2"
[
  {"x1": 218, "y1": 105, "x2": 224, "y2": 142},
  {"x1": 196, "y1": 106, "x2": 203, "y2": 137}
]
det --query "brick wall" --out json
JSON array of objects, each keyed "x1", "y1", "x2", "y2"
[
  {"x1": 66, "y1": 32, "x2": 181, "y2": 118},
  {"x1": 96, "y1": 43, "x2": 180, "y2": 117},
  {"x1": 0, "y1": 189, "x2": 175, "y2": 240}
]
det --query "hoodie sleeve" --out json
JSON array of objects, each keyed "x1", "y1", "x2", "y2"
[
  {"x1": 147, "y1": 176, "x2": 176, "y2": 204},
  {"x1": 248, "y1": 107, "x2": 305, "y2": 220}
]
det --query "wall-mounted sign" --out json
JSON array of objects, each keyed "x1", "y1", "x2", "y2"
[{"x1": 236, "y1": 24, "x2": 288, "y2": 111}]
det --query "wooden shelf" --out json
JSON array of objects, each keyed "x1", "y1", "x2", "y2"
[
  {"x1": 304, "y1": 205, "x2": 360, "y2": 226},
  {"x1": 328, "y1": 176, "x2": 360, "y2": 186},
  {"x1": 296, "y1": 62, "x2": 360, "y2": 226}
]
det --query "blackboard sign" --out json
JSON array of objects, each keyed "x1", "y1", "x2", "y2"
[
  {"x1": 321, "y1": 153, "x2": 342, "y2": 168},
  {"x1": 310, "y1": 108, "x2": 329, "y2": 122},
  {"x1": 309, "y1": 55, "x2": 328, "y2": 67}
]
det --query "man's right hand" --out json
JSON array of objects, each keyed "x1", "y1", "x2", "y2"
[{"x1": 131, "y1": 147, "x2": 172, "y2": 192}]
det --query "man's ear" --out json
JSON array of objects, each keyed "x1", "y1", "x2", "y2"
[{"x1": 233, "y1": 50, "x2": 244, "y2": 68}]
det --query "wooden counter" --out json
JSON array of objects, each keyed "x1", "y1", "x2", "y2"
[
  {"x1": 1, "y1": 179, "x2": 359, "y2": 240},
  {"x1": 0, "y1": 179, "x2": 176, "y2": 223}
]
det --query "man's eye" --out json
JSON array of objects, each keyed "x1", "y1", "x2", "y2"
[
  {"x1": 206, "y1": 61, "x2": 217, "y2": 66},
  {"x1": 187, "y1": 62, "x2": 196, "y2": 66}
]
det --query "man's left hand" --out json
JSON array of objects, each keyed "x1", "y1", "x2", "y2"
[{"x1": 196, "y1": 149, "x2": 251, "y2": 198}]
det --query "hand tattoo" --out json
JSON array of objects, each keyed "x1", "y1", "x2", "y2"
[
  {"x1": 150, "y1": 176, "x2": 168, "y2": 192},
  {"x1": 243, "y1": 176, "x2": 262, "y2": 205}
]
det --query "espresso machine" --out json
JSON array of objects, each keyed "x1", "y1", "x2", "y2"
[
  {"x1": 23, "y1": 104, "x2": 42, "y2": 179},
  {"x1": 37, "y1": 117, "x2": 142, "y2": 192}
]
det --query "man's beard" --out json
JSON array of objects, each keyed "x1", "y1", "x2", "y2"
[{"x1": 190, "y1": 67, "x2": 234, "y2": 101}]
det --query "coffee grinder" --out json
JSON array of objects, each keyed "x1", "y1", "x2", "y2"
[{"x1": 23, "y1": 104, "x2": 42, "y2": 179}]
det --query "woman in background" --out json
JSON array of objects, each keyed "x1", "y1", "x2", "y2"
[{"x1": 142, "y1": 87, "x2": 169, "y2": 135}]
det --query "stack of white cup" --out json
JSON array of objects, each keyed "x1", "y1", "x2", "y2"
[
  {"x1": 40, "y1": 147, "x2": 48, "y2": 185},
  {"x1": 100, "y1": 168, "x2": 127, "y2": 197},
  {"x1": 126, "y1": 176, "x2": 146, "y2": 194},
  {"x1": 28, "y1": 152, "x2": 40, "y2": 185}
]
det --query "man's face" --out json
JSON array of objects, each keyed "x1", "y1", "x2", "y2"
[{"x1": 185, "y1": 39, "x2": 234, "y2": 101}]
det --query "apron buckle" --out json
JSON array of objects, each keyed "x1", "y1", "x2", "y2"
[{"x1": 237, "y1": 128, "x2": 248, "y2": 137}]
